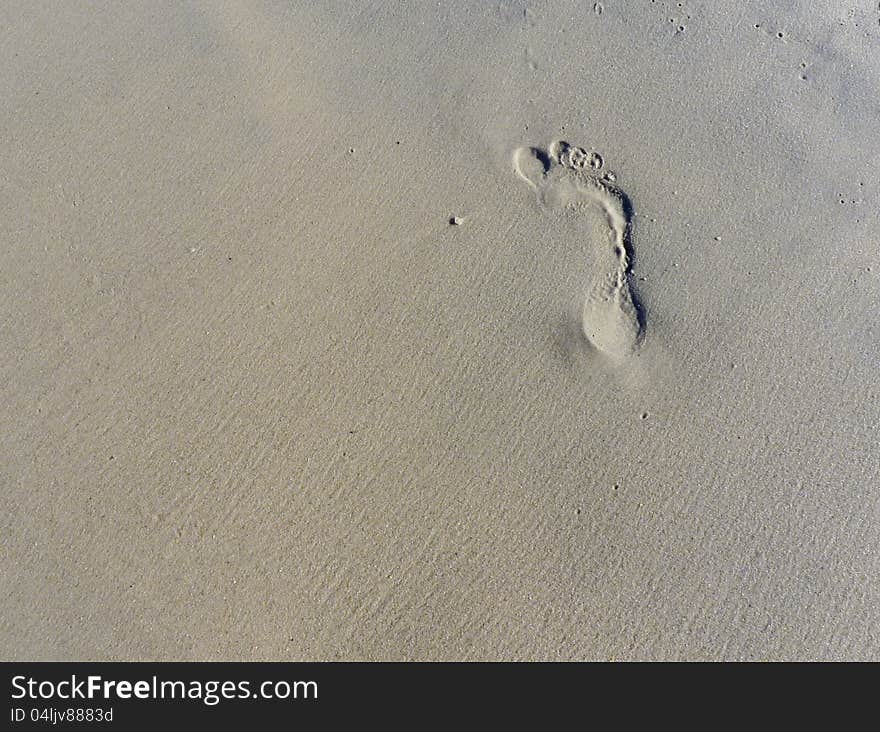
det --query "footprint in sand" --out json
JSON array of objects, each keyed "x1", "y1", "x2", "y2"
[{"x1": 513, "y1": 140, "x2": 643, "y2": 360}]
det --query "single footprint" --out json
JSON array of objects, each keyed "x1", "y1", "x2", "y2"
[{"x1": 513, "y1": 140, "x2": 643, "y2": 360}]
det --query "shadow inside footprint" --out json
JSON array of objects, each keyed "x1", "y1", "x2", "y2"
[{"x1": 513, "y1": 146, "x2": 552, "y2": 188}]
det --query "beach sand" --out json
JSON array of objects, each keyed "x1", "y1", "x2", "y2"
[{"x1": 1, "y1": 1, "x2": 878, "y2": 660}]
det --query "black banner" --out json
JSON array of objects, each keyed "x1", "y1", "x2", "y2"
[{"x1": 1, "y1": 662, "x2": 853, "y2": 727}]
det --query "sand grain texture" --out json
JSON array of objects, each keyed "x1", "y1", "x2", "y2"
[{"x1": 1, "y1": 1, "x2": 878, "y2": 660}]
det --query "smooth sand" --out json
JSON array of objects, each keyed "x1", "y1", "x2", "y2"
[{"x1": 1, "y1": 1, "x2": 878, "y2": 660}]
